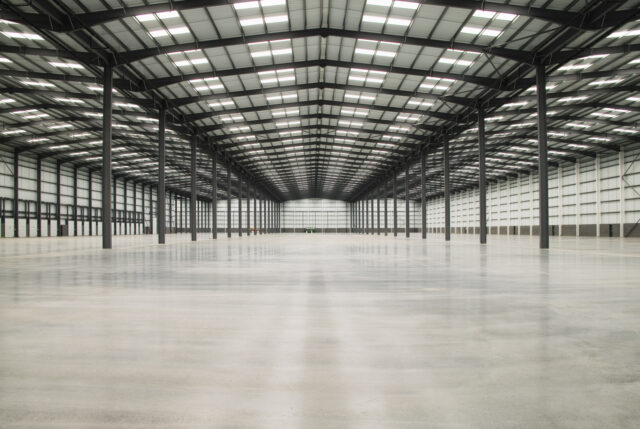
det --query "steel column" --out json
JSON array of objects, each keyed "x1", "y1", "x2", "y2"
[
  {"x1": 377, "y1": 189, "x2": 381, "y2": 235},
  {"x1": 393, "y1": 175, "x2": 397, "y2": 237},
  {"x1": 157, "y1": 107, "x2": 166, "y2": 242},
  {"x1": 37, "y1": 157, "x2": 42, "y2": 237},
  {"x1": 238, "y1": 177, "x2": 242, "y2": 237},
  {"x1": 56, "y1": 161, "x2": 61, "y2": 237},
  {"x1": 444, "y1": 138, "x2": 451, "y2": 241},
  {"x1": 212, "y1": 151, "x2": 217, "y2": 239},
  {"x1": 384, "y1": 180, "x2": 388, "y2": 236},
  {"x1": 253, "y1": 187, "x2": 257, "y2": 235},
  {"x1": 102, "y1": 64, "x2": 113, "y2": 249},
  {"x1": 190, "y1": 137, "x2": 197, "y2": 241},
  {"x1": 12, "y1": 150, "x2": 19, "y2": 238},
  {"x1": 73, "y1": 167, "x2": 78, "y2": 236},
  {"x1": 478, "y1": 106, "x2": 487, "y2": 244},
  {"x1": 405, "y1": 165, "x2": 410, "y2": 238},
  {"x1": 536, "y1": 64, "x2": 550, "y2": 249},
  {"x1": 421, "y1": 148, "x2": 426, "y2": 239},
  {"x1": 123, "y1": 179, "x2": 127, "y2": 235},
  {"x1": 227, "y1": 167, "x2": 231, "y2": 237},
  {"x1": 247, "y1": 183, "x2": 250, "y2": 236}
]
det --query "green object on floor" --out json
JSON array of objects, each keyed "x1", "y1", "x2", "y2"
[{"x1": 305, "y1": 228, "x2": 315, "y2": 233}]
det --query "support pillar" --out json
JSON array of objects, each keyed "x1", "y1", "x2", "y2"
[
  {"x1": 444, "y1": 138, "x2": 451, "y2": 241},
  {"x1": 73, "y1": 167, "x2": 78, "y2": 236},
  {"x1": 478, "y1": 106, "x2": 487, "y2": 244},
  {"x1": 239, "y1": 177, "x2": 243, "y2": 237},
  {"x1": 393, "y1": 176, "x2": 398, "y2": 237},
  {"x1": 536, "y1": 63, "x2": 549, "y2": 249},
  {"x1": 247, "y1": 183, "x2": 250, "y2": 236},
  {"x1": 157, "y1": 107, "x2": 166, "y2": 243},
  {"x1": 190, "y1": 137, "x2": 197, "y2": 241},
  {"x1": 37, "y1": 157, "x2": 42, "y2": 237},
  {"x1": 212, "y1": 151, "x2": 217, "y2": 239},
  {"x1": 377, "y1": 188, "x2": 381, "y2": 235},
  {"x1": 253, "y1": 187, "x2": 257, "y2": 235},
  {"x1": 384, "y1": 180, "x2": 388, "y2": 235},
  {"x1": 421, "y1": 148, "x2": 426, "y2": 239},
  {"x1": 56, "y1": 161, "x2": 61, "y2": 237},
  {"x1": 405, "y1": 164, "x2": 410, "y2": 238},
  {"x1": 13, "y1": 150, "x2": 19, "y2": 238},
  {"x1": 102, "y1": 64, "x2": 113, "y2": 249},
  {"x1": 227, "y1": 167, "x2": 231, "y2": 238}
]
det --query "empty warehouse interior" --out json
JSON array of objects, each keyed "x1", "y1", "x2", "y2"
[{"x1": 1, "y1": 0, "x2": 640, "y2": 427}]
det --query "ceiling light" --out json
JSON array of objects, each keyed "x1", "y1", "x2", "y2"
[
  {"x1": 0, "y1": 98, "x2": 16, "y2": 104},
  {"x1": 502, "y1": 101, "x2": 528, "y2": 108},
  {"x1": 173, "y1": 57, "x2": 209, "y2": 67},
  {"x1": 627, "y1": 96, "x2": 640, "y2": 102},
  {"x1": 0, "y1": 57, "x2": 12, "y2": 63},
  {"x1": 209, "y1": 99, "x2": 235, "y2": 109},
  {"x1": 613, "y1": 128, "x2": 638, "y2": 134},
  {"x1": 49, "y1": 124, "x2": 73, "y2": 130}
]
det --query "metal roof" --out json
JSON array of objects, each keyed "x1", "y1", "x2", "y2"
[{"x1": 1, "y1": 0, "x2": 640, "y2": 201}]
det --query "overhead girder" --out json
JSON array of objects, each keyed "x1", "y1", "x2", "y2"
[
  {"x1": 226, "y1": 136, "x2": 411, "y2": 156},
  {"x1": 3, "y1": 0, "x2": 634, "y2": 33},
  {"x1": 145, "y1": 59, "x2": 500, "y2": 92},
  {"x1": 187, "y1": 98, "x2": 457, "y2": 124},
  {"x1": 201, "y1": 114, "x2": 438, "y2": 137}
]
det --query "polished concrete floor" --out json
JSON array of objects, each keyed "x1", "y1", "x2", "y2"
[{"x1": 1, "y1": 232, "x2": 639, "y2": 428}]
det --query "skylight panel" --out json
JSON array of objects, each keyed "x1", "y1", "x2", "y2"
[
  {"x1": 54, "y1": 97, "x2": 85, "y2": 104},
  {"x1": 1, "y1": 31, "x2": 44, "y2": 40},
  {"x1": 275, "y1": 120, "x2": 300, "y2": 127},
  {"x1": 362, "y1": 14, "x2": 411, "y2": 27},
  {"x1": 566, "y1": 122, "x2": 591, "y2": 129},
  {"x1": 189, "y1": 77, "x2": 224, "y2": 92},
  {"x1": 388, "y1": 125, "x2": 410, "y2": 132},
  {"x1": 336, "y1": 130, "x2": 359, "y2": 137},
  {"x1": 612, "y1": 128, "x2": 638, "y2": 134},
  {"x1": 0, "y1": 56, "x2": 12, "y2": 63},
  {"x1": 209, "y1": 99, "x2": 236, "y2": 109},
  {"x1": 627, "y1": 96, "x2": 640, "y2": 102},
  {"x1": 438, "y1": 57, "x2": 473, "y2": 67},
  {"x1": 588, "y1": 78, "x2": 624, "y2": 86},
  {"x1": 344, "y1": 91, "x2": 377, "y2": 103},
  {"x1": 396, "y1": 113, "x2": 421, "y2": 122},
  {"x1": 28, "y1": 138, "x2": 50, "y2": 143},
  {"x1": 168, "y1": 50, "x2": 209, "y2": 68},
  {"x1": 228, "y1": 125, "x2": 251, "y2": 133},
  {"x1": 21, "y1": 80, "x2": 55, "y2": 88},
  {"x1": 460, "y1": 26, "x2": 502, "y2": 38},
  {"x1": 607, "y1": 28, "x2": 640, "y2": 38},
  {"x1": 148, "y1": 26, "x2": 190, "y2": 38},
  {"x1": 266, "y1": 92, "x2": 297, "y2": 103},
  {"x1": 219, "y1": 114, "x2": 244, "y2": 122},
  {"x1": 136, "y1": 11, "x2": 180, "y2": 22},
  {"x1": 472, "y1": 10, "x2": 517, "y2": 21},
  {"x1": 258, "y1": 68, "x2": 295, "y2": 85},
  {"x1": 354, "y1": 39, "x2": 400, "y2": 58},
  {"x1": 502, "y1": 101, "x2": 528, "y2": 108},
  {"x1": 272, "y1": 107, "x2": 299, "y2": 117},
  {"x1": 115, "y1": 102, "x2": 142, "y2": 110},
  {"x1": 341, "y1": 107, "x2": 369, "y2": 117},
  {"x1": 406, "y1": 97, "x2": 433, "y2": 108},
  {"x1": 240, "y1": 15, "x2": 288, "y2": 26},
  {"x1": 338, "y1": 119, "x2": 363, "y2": 128},
  {"x1": 348, "y1": 68, "x2": 387, "y2": 86},
  {"x1": 279, "y1": 130, "x2": 302, "y2": 137},
  {"x1": 249, "y1": 39, "x2": 292, "y2": 59},
  {"x1": 234, "y1": 0, "x2": 286, "y2": 10},
  {"x1": 1, "y1": 129, "x2": 26, "y2": 135},
  {"x1": 49, "y1": 123, "x2": 73, "y2": 130},
  {"x1": 0, "y1": 98, "x2": 15, "y2": 104},
  {"x1": 49, "y1": 61, "x2": 84, "y2": 69},
  {"x1": 420, "y1": 76, "x2": 454, "y2": 92}
]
